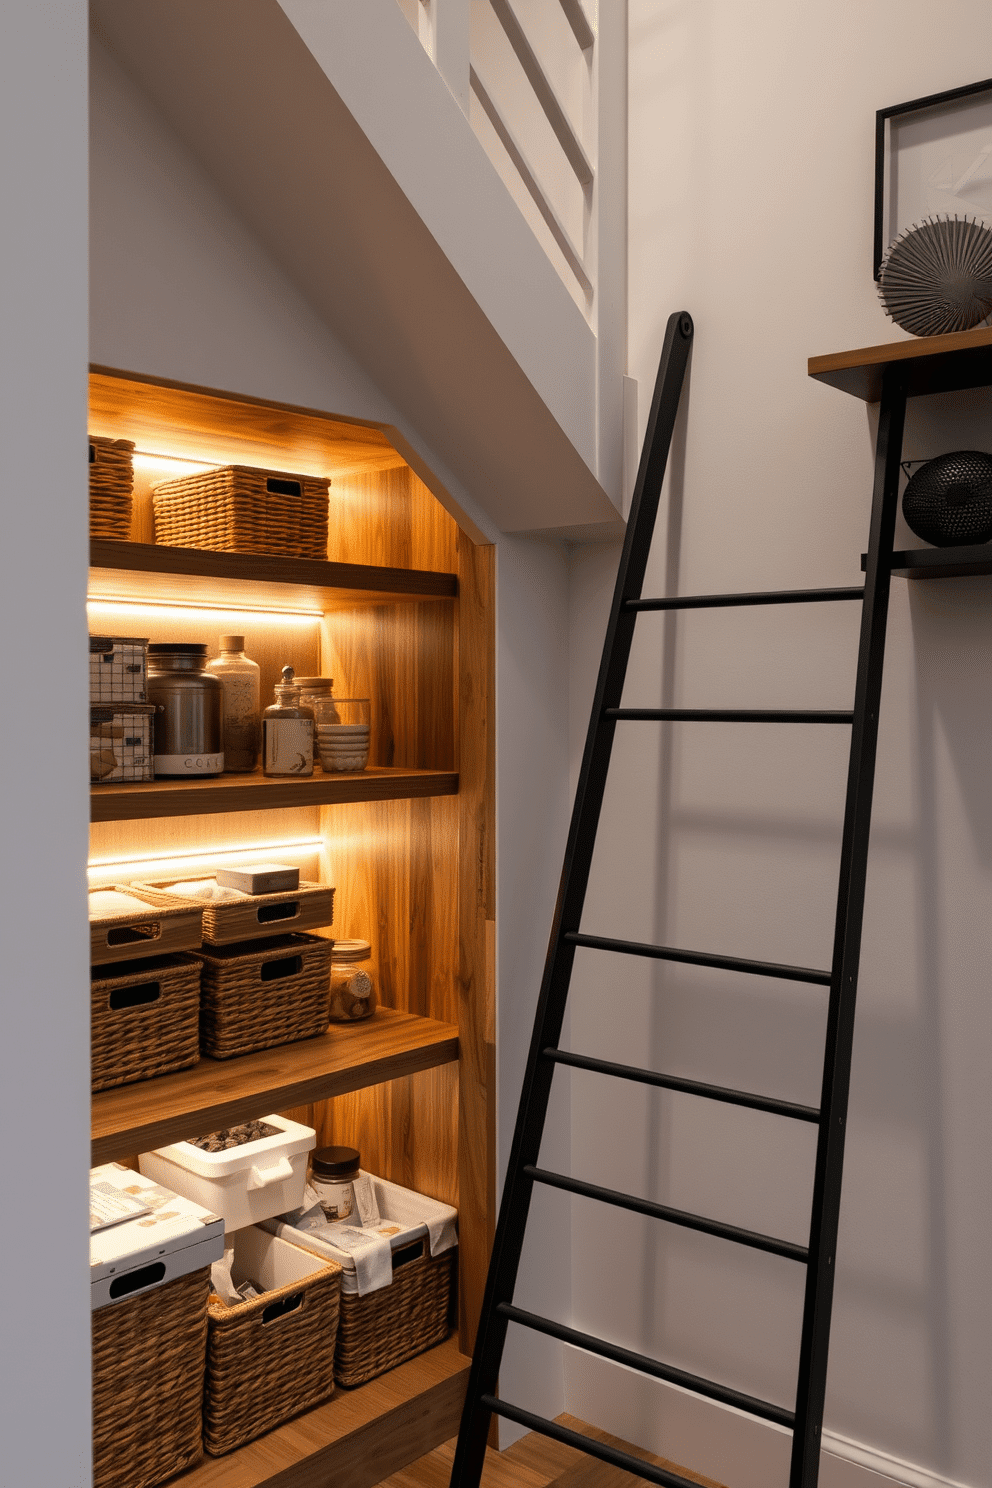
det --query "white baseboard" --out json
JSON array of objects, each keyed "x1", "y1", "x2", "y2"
[
  {"x1": 561, "y1": 1346, "x2": 976, "y2": 1488},
  {"x1": 823, "y1": 1429, "x2": 974, "y2": 1488}
]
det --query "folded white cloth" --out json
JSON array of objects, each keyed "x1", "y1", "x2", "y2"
[{"x1": 159, "y1": 877, "x2": 247, "y2": 903}]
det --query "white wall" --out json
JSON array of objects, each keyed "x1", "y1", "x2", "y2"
[
  {"x1": 560, "y1": 6, "x2": 992, "y2": 1488},
  {"x1": 90, "y1": 31, "x2": 573, "y2": 1437},
  {"x1": 0, "y1": 5, "x2": 92, "y2": 1486}
]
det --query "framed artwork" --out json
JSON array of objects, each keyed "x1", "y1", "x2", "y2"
[{"x1": 874, "y1": 77, "x2": 992, "y2": 280}]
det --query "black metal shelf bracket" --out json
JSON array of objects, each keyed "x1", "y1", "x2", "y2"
[{"x1": 450, "y1": 311, "x2": 907, "y2": 1488}]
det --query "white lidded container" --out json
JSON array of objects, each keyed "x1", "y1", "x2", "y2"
[
  {"x1": 90, "y1": 1162, "x2": 225, "y2": 1310},
  {"x1": 139, "y1": 1114, "x2": 316, "y2": 1233}
]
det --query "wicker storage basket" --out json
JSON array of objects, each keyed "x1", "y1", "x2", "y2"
[
  {"x1": 91, "y1": 704, "x2": 155, "y2": 784},
  {"x1": 204, "y1": 1228, "x2": 342, "y2": 1456},
  {"x1": 90, "y1": 436, "x2": 135, "y2": 541},
  {"x1": 334, "y1": 1245, "x2": 455, "y2": 1387},
  {"x1": 90, "y1": 885, "x2": 203, "y2": 967},
  {"x1": 197, "y1": 931, "x2": 333, "y2": 1058},
  {"x1": 153, "y1": 464, "x2": 330, "y2": 559},
  {"x1": 90, "y1": 635, "x2": 148, "y2": 704},
  {"x1": 91, "y1": 952, "x2": 201, "y2": 1092},
  {"x1": 92, "y1": 1265, "x2": 210, "y2": 1488},
  {"x1": 132, "y1": 877, "x2": 334, "y2": 946}
]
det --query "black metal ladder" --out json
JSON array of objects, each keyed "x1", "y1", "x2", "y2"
[{"x1": 451, "y1": 309, "x2": 908, "y2": 1488}]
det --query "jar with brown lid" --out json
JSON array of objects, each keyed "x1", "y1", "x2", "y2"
[
  {"x1": 310, "y1": 1145, "x2": 361, "y2": 1221},
  {"x1": 328, "y1": 940, "x2": 377, "y2": 1022}
]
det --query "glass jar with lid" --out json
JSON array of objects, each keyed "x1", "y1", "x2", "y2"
[
  {"x1": 310, "y1": 1146, "x2": 361, "y2": 1222},
  {"x1": 262, "y1": 665, "x2": 314, "y2": 777},
  {"x1": 328, "y1": 939, "x2": 377, "y2": 1022},
  {"x1": 297, "y1": 676, "x2": 340, "y2": 725}
]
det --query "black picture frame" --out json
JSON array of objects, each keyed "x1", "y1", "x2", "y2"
[{"x1": 874, "y1": 77, "x2": 992, "y2": 281}]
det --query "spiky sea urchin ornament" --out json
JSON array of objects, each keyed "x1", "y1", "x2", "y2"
[{"x1": 878, "y1": 215, "x2": 992, "y2": 337}]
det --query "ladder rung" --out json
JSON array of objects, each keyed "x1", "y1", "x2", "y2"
[
  {"x1": 524, "y1": 1165, "x2": 808, "y2": 1262},
  {"x1": 542, "y1": 1048, "x2": 821, "y2": 1123},
  {"x1": 626, "y1": 585, "x2": 865, "y2": 611},
  {"x1": 607, "y1": 707, "x2": 854, "y2": 724},
  {"x1": 480, "y1": 1396, "x2": 706, "y2": 1488},
  {"x1": 497, "y1": 1303, "x2": 796, "y2": 1429},
  {"x1": 565, "y1": 931, "x2": 832, "y2": 986}
]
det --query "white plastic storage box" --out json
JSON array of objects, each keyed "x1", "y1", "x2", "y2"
[
  {"x1": 268, "y1": 1171, "x2": 457, "y2": 1385},
  {"x1": 90, "y1": 1164, "x2": 224, "y2": 1488},
  {"x1": 139, "y1": 1114, "x2": 316, "y2": 1232}
]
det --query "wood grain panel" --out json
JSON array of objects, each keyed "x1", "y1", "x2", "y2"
[
  {"x1": 89, "y1": 807, "x2": 321, "y2": 881},
  {"x1": 329, "y1": 464, "x2": 459, "y2": 573},
  {"x1": 171, "y1": 1337, "x2": 469, "y2": 1488},
  {"x1": 322, "y1": 600, "x2": 455, "y2": 771},
  {"x1": 90, "y1": 366, "x2": 406, "y2": 481},
  {"x1": 456, "y1": 535, "x2": 497, "y2": 1351}
]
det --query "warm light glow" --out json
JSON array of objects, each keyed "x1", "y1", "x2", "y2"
[
  {"x1": 87, "y1": 837, "x2": 324, "y2": 881},
  {"x1": 131, "y1": 451, "x2": 218, "y2": 477},
  {"x1": 87, "y1": 597, "x2": 322, "y2": 624}
]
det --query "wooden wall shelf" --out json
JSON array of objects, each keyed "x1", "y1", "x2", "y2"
[
  {"x1": 91, "y1": 1008, "x2": 459, "y2": 1164},
  {"x1": 860, "y1": 545, "x2": 992, "y2": 580},
  {"x1": 173, "y1": 1336, "x2": 470, "y2": 1488},
  {"x1": 91, "y1": 768, "x2": 459, "y2": 822},
  {"x1": 90, "y1": 539, "x2": 458, "y2": 609},
  {"x1": 808, "y1": 325, "x2": 992, "y2": 402}
]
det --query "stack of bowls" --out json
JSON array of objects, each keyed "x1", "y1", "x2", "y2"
[{"x1": 316, "y1": 698, "x2": 370, "y2": 772}]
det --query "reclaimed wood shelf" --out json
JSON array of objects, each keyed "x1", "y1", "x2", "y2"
[
  {"x1": 90, "y1": 539, "x2": 458, "y2": 609},
  {"x1": 91, "y1": 1007, "x2": 459, "y2": 1164},
  {"x1": 91, "y1": 767, "x2": 459, "y2": 822},
  {"x1": 859, "y1": 544, "x2": 992, "y2": 580},
  {"x1": 808, "y1": 325, "x2": 992, "y2": 402},
  {"x1": 173, "y1": 1336, "x2": 470, "y2": 1488}
]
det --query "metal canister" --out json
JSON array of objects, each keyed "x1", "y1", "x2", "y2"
[{"x1": 146, "y1": 643, "x2": 224, "y2": 776}]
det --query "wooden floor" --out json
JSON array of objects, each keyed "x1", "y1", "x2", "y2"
[{"x1": 380, "y1": 1416, "x2": 726, "y2": 1488}]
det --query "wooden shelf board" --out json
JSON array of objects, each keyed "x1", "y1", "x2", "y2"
[
  {"x1": 808, "y1": 325, "x2": 992, "y2": 401},
  {"x1": 92, "y1": 1008, "x2": 459, "y2": 1164},
  {"x1": 173, "y1": 1336, "x2": 470, "y2": 1488},
  {"x1": 859, "y1": 545, "x2": 992, "y2": 580},
  {"x1": 89, "y1": 365, "x2": 408, "y2": 482},
  {"x1": 91, "y1": 768, "x2": 459, "y2": 823},
  {"x1": 90, "y1": 541, "x2": 457, "y2": 607}
]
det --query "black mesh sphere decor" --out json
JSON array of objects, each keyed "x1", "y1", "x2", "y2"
[
  {"x1": 902, "y1": 451, "x2": 992, "y2": 547},
  {"x1": 878, "y1": 215, "x2": 992, "y2": 337}
]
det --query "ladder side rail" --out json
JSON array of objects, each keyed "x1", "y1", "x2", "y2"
[
  {"x1": 789, "y1": 366, "x2": 908, "y2": 1488},
  {"x1": 450, "y1": 311, "x2": 695, "y2": 1488}
]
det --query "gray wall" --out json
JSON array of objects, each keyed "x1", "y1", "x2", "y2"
[
  {"x1": 0, "y1": 3, "x2": 92, "y2": 1484},
  {"x1": 561, "y1": 5, "x2": 992, "y2": 1487}
]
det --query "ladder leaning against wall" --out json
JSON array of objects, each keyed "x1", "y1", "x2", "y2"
[{"x1": 449, "y1": 308, "x2": 917, "y2": 1488}]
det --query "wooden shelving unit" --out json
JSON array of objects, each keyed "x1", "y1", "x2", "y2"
[
  {"x1": 89, "y1": 367, "x2": 495, "y2": 1488},
  {"x1": 92, "y1": 1008, "x2": 459, "y2": 1164},
  {"x1": 173, "y1": 1337, "x2": 470, "y2": 1488},
  {"x1": 91, "y1": 767, "x2": 460, "y2": 822}
]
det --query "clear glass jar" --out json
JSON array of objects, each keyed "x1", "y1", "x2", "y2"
[
  {"x1": 328, "y1": 939, "x2": 377, "y2": 1022},
  {"x1": 310, "y1": 1145, "x2": 361, "y2": 1221},
  {"x1": 205, "y1": 635, "x2": 260, "y2": 772},
  {"x1": 297, "y1": 676, "x2": 340, "y2": 726},
  {"x1": 315, "y1": 697, "x2": 370, "y2": 773},
  {"x1": 262, "y1": 666, "x2": 314, "y2": 777}
]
